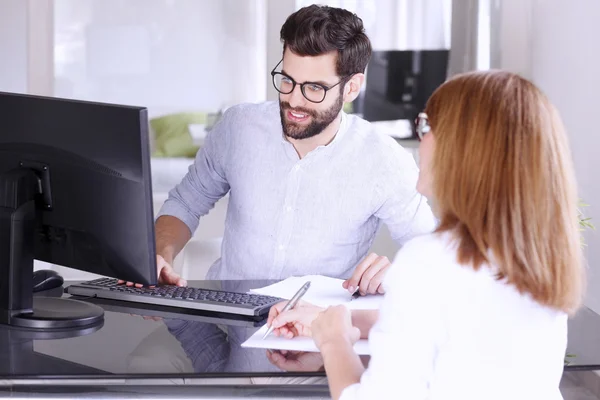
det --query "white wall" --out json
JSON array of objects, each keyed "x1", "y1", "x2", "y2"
[
  {"x1": 266, "y1": 0, "x2": 295, "y2": 101},
  {"x1": 0, "y1": 0, "x2": 27, "y2": 93},
  {"x1": 53, "y1": 0, "x2": 267, "y2": 118},
  {"x1": 530, "y1": 0, "x2": 600, "y2": 314},
  {"x1": 447, "y1": 0, "x2": 479, "y2": 76},
  {"x1": 491, "y1": 0, "x2": 600, "y2": 313}
]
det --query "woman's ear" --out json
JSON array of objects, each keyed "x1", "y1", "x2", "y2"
[{"x1": 343, "y1": 73, "x2": 365, "y2": 103}]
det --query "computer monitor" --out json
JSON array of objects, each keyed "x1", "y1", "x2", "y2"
[
  {"x1": 0, "y1": 91, "x2": 157, "y2": 330},
  {"x1": 362, "y1": 50, "x2": 449, "y2": 138}
]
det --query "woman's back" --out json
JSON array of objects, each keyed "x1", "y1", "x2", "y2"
[
  {"x1": 422, "y1": 234, "x2": 566, "y2": 399},
  {"x1": 359, "y1": 233, "x2": 567, "y2": 400},
  {"x1": 276, "y1": 70, "x2": 583, "y2": 400}
]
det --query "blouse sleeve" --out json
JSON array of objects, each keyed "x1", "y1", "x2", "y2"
[{"x1": 340, "y1": 237, "x2": 447, "y2": 400}]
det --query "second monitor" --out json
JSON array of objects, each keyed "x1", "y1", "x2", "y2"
[{"x1": 362, "y1": 50, "x2": 449, "y2": 138}]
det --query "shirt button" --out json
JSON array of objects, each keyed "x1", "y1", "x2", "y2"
[
  {"x1": 293, "y1": 165, "x2": 300, "y2": 172},
  {"x1": 278, "y1": 244, "x2": 285, "y2": 250},
  {"x1": 286, "y1": 206, "x2": 293, "y2": 212}
]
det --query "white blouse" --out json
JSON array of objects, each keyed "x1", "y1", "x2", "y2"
[{"x1": 340, "y1": 233, "x2": 567, "y2": 400}]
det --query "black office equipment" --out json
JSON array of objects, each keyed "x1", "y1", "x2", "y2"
[
  {"x1": 67, "y1": 278, "x2": 283, "y2": 318},
  {"x1": 0, "y1": 92, "x2": 284, "y2": 329},
  {"x1": 32, "y1": 269, "x2": 64, "y2": 293},
  {"x1": 0, "y1": 91, "x2": 156, "y2": 329},
  {"x1": 362, "y1": 50, "x2": 449, "y2": 138},
  {"x1": 0, "y1": 321, "x2": 106, "y2": 376}
]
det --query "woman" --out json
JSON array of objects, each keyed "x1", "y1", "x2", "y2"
[{"x1": 266, "y1": 70, "x2": 584, "y2": 400}]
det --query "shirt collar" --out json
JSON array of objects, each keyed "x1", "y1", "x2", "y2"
[{"x1": 326, "y1": 111, "x2": 347, "y2": 148}]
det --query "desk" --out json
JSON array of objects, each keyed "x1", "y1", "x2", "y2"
[
  {"x1": 1, "y1": 280, "x2": 330, "y2": 399},
  {"x1": 1, "y1": 280, "x2": 599, "y2": 399}
]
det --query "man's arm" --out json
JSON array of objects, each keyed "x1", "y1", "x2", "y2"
[
  {"x1": 155, "y1": 215, "x2": 192, "y2": 265},
  {"x1": 120, "y1": 109, "x2": 237, "y2": 286},
  {"x1": 149, "y1": 111, "x2": 233, "y2": 284},
  {"x1": 342, "y1": 145, "x2": 436, "y2": 295},
  {"x1": 120, "y1": 214, "x2": 192, "y2": 287},
  {"x1": 375, "y1": 145, "x2": 437, "y2": 244},
  {"x1": 156, "y1": 109, "x2": 234, "y2": 237}
]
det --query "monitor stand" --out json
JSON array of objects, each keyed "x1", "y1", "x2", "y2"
[
  {"x1": 1, "y1": 321, "x2": 105, "y2": 375},
  {"x1": 0, "y1": 167, "x2": 104, "y2": 330}
]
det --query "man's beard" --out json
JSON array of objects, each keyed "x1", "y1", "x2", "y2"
[{"x1": 279, "y1": 94, "x2": 344, "y2": 140}]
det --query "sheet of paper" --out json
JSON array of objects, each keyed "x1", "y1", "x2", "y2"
[
  {"x1": 243, "y1": 275, "x2": 380, "y2": 355},
  {"x1": 241, "y1": 325, "x2": 370, "y2": 355},
  {"x1": 250, "y1": 275, "x2": 383, "y2": 310}
]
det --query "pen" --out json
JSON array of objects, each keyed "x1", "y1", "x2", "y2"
[
  {"x1": 262, "y1": 280, "x2": 311, "y2": 340},
  {"x1": 351, "y1": 288, "x2": 361, "y2": 300}
]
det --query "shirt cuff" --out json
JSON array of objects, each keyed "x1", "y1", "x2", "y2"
[{"x1": 155, "y1": 198, "x2": 199, "y2": 235}]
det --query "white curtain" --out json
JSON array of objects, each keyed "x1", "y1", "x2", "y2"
[
  {"x1": 296, "y1": 0, "x2": 452, "y2": 51},
  {"x1": 392, "y1": 0, "x2": 452, "y2": 50}
]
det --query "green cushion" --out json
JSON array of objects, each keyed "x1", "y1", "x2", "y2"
[{"x1": 150, "y1": 112, "x2": 207, "y2": 158}]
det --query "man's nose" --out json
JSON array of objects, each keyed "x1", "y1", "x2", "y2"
[{"x1": 286, "y1": 85, "x2": 307, "y2": 109}]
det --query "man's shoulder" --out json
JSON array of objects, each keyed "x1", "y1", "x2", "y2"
[
  {"x1": 216, "y1": 101, "x2": 281, "y2": 142},
  {"x1": 345, "y1": 114, "x2": 415, "y2": 160},
  {"x1": 222, "y1": 101, "x2": 279, "y2": 121}
]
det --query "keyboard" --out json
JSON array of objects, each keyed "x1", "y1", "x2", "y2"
[{"x1": 65, "y1": 278, "x2": 284, "y2": 317}]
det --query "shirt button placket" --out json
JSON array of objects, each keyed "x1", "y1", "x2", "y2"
[{"x1": 273, "y1": 163, "x2": 301, "y2": 273}]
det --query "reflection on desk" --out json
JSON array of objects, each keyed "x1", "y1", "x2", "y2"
[
  {"x1": 1, "y1": 280, "x2": 328, "y2": 378},
  {"x1": 1, "y1": 279, "x2": 600, "y2": 399}
]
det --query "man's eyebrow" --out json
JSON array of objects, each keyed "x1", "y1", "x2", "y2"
[
  {"x1": 309, "y1": 80, "x2": 331, "y2": 87},
  {"x1": 281, "y1": 69, "x2": 331, "y2": 87}
]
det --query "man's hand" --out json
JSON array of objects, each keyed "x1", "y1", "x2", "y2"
[
  {"x1": 342, "y1": 252, "x2": 390, "y2": 296},
  {"x1": 117, "y1": 254, "x2": 187, "y2": 287},
  {"x1": 266, "y1": 300, "x2": 324, "y2": 338},
  {"x1": 129, "y1": 313, "x2": 164, "y2": 322},
  {"x1": 266, "y1": 350, "x2": 324, "y2": 372}
]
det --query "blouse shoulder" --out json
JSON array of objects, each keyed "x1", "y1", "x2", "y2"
[{"x1": 383, "y1": 232, "x2": 458, "y2": 293}]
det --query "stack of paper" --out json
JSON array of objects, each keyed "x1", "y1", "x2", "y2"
[
  {"x1": 249, "y1": 275, "x2": 383, "y2": 310},
  {"x1": 241, "y1": 275, "x2": 383, "y2": 355}
]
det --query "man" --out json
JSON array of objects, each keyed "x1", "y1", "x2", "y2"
[{"x1": 131, "y1": 5, "x2": 435, "y2": 295}]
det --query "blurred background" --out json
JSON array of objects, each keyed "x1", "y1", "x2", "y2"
[
  {"x1": 2, "y1": 3, "x2": 600, "y2": 394},
  {"x1": 0, "y1": 0, "x2": 598, "y2": 317}
]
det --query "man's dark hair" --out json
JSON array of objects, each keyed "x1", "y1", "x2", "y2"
[{"x1": 280, "y1": 5, "x2": 372, "y2": 78}]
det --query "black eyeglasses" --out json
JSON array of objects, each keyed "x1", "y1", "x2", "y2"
[
  {"x1": 270, "y1": 59, "x2": 350, "y2": 104},
  {"x1": 415, "y1": 112, "x2": 431, "y2": 141}
]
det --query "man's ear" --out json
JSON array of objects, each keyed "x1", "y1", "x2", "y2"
[{"x1": 342, "y1": 73, "x2": 365, "y2": 103}]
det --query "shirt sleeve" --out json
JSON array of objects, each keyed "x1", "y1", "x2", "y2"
[
  {"x1": 374, "y1": 143, "x2": 437, "y2": 245},
  {"x1": 339, "y1": 238, "x2": 445, "y2": 400},
  {"x1": 155, "y1": 108, "x2": 234, "y2": 234}
]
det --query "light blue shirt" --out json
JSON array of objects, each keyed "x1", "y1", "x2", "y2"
[{"x1": 157, "y1": 101, "x2": 436, "y2": 280}]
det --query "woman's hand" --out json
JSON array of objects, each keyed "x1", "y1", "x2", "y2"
[
  {"x1": 266, "y1": 350, "x2": 324, "y2": 372},
  {"x1": 266, "y1": 300, "x2": 324, "y2": 338},
  {"x1": 312, "y1": 306, "x2": 365, "y2": 400},
  {"x1": 312, "y1": 305, "x2": 361, "y2": 350}
]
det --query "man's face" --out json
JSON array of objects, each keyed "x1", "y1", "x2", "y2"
[{"x1": 278, "y1": 49, "x2": 345, "y2": 140}]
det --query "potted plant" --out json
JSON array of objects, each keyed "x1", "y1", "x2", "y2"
[{"x1": 565, "y1": 202, "x2": 595, "y2": 366}]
